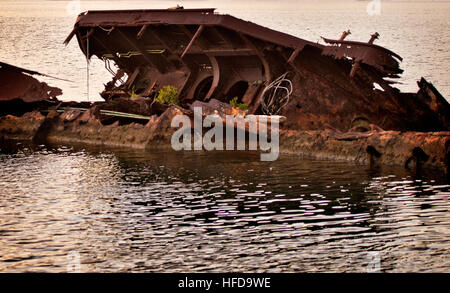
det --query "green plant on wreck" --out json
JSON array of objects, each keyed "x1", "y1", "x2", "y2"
[
  {"x1": 229, "y1": 96, "x2": 248, "y2": 110},
  {"x1": 129, "y1": 87, "x2": 139, "y2": 99},
  {"x1": 155, "y1": 85, "x2": 180, "y2": 105}
]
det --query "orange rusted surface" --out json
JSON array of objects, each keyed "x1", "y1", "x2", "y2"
[{"x1": 0, "y1": 62, "x2": 62, "y2": 103}]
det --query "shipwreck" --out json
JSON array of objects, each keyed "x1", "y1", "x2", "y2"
[{"x1": 0, "y1": 8, "x2": 449, "y2": 177}]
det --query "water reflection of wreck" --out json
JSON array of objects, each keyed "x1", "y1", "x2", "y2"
[{"x1": 1, "y1": 8, "x2": 449, "y2": 176}]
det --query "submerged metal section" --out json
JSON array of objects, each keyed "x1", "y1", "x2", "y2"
[
  {"x1": 0, "y1": 62, "x2": 63, "y2": 103},
  {"x1": 64, "y1": 8, "x2": 449, "y2": 132}
]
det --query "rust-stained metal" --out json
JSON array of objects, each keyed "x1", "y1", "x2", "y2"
[
  {"x1": 64, "y1": 8, "x2": 449, "y2": 132},
  {"x1": 181, "y1": 24, "x2": 205, "y2": 59},
  {"x1": 339, "y1": 30, "x2": 351, "y2": 41},
  {"x1": 368, "y1": 32, "x2": 380, "y2": 44},
  {"x1": 0, "y1": 62, "x2": 63, "y2": 103},
  {"x1": 321, "y1": 37, "x2": 403, "y2": 76}
]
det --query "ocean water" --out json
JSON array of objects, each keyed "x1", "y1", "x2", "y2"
[
  {"x1": 0, "y1": 0, "x2": 449, "y2": 101},
  {"x1": 0, "y1": 142, "x2": 449, "y2": 272}
]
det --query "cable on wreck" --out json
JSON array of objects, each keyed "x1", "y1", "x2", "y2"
[
  {"x1": 86, "y1": 35, "x2": 90, "y2": 102},
  {"x1": 98, "y1": 26, "x2": 114, "y2": 33},
  {"x1": 260, "y1": 72, "x2": 293, "y2": 115}
]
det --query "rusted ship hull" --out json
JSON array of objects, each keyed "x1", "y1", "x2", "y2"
[
  {"x1": 1, "y1": 106, "x2": 448, "y2": 178},
  {"x1": 1, "y1": 8, "x2": 449, "y2": 177},
  {"x1": 62, "y1": 8, "x2": 449, "y2": 132},
  {"x1": 0, "y1": 62, "x2": 64, "y2": 117}
]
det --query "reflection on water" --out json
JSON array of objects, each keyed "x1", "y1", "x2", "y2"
[{"x1": 0, "y1": 142, "x2": 449, "y2": 272}]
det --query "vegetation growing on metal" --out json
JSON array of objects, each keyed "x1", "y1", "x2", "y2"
[
  {"x1": 155, "y1": 85, "x2": 179, "y2": 105},
  {"x1": 230, "y1": 96, "x2": 248, "y2": 110}
]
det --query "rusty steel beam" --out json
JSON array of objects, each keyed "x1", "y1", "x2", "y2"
[
  {"x1": 286, "y1": 45, "x2": 307, "y2": 74},
  {"x1": 178, "y1": 24, "x2": 213, "y2": 51},
  {"x1": 339, "y1": 30, "x2": 351, "y2": 41},
  {"x1": 144, "y1": 27, "x2": 186, "y2": 67},
  {"x1": 281, "y1": 47, "x2": 302, "y2": 75},
  {"x1": 239, "y1": 33, "x2": 271, "y2": 84},
  {"x1": 208, "y1": 26, "x2": 233, "y2": 48},
  {"x1": 181, "y1": 25, "x2": 205, "y2": 59},
  {"x1": 287, "y1": 45, "x2": 305, "y2": 64},
  {"x1": 89, "y1": 34, "x2": 126, "y2": 68},
  {"x1": 368, "y1": 32, "x2": 380, "y2": 44},
  {"x1": 205, "y1": 55, "x2": 220, "y2": 101},
  {"x1": 77, "y1": 31, "x2": 88, "y2": 56},
  {"x1": 64, "y1": 27, "x2": 78, "y2": 46},
  {"x1": 178, "y1": 24, "x2": 194, "y2": 39},
  {"x1": 137, "y1": 24, "x2": 148, "y2": 40},
  {"x1": 115, "y1": 28, "x2": 168, "y2": 73},
  {"x1": 124, "y1": 67, "x2": 140, "y2": 89}
]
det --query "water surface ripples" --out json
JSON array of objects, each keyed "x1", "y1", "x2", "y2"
[{"x1": 0, "y1": 143, "x2": 449, "y2": 272}]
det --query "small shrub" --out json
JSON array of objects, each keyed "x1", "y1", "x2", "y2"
[
  {"x1": 155, "y1": 85, "x2": 179, "y2": 105},
  {"x1": 129, "y1": 88, "x2": 139, "y2": 99},
  {"x1": 230, "y1": 96, "x2": 239, "y2": 107},
  {"x1": 230, "y1": 96, "x2": 248, "y2": 110},
  {"x1": 237, "y1": 103, "x2": 248, "y2": 110}
]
